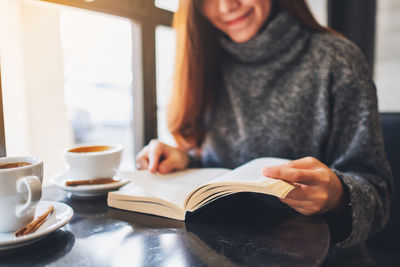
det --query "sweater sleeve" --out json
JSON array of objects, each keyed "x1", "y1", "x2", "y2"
[
  {"x1": 187, "y1": 149, "x2": 203, "y2": 168},
  {"x1": 323, "y1": 40, "x2": 393, "y2": 248}
]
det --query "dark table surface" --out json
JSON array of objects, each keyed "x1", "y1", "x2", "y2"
[{"x1": 0, "y1": 186, "x2": 330, "y2": 267}]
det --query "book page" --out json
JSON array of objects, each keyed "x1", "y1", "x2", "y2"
[
  {"x1": 118, "y1": 168, "x2": 230, "y2": 209},
  {"x1": 110, "y1": 183, "x2": 157, "y2": 198},
  {"x1": 209, "y1": 157, "x2": 290, "y2": 184},
  {"x1": 183, "y1": 157, "x2": 293, "y2": 209}
]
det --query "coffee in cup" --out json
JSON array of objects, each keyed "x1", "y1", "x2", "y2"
[
  {"x1": 68, "y1": 145, "x2": 112, "y2": 153},
  {"x1": 64, "y1": 144, "x2": 123, "y2": 181},
  {"x1": 0, "y1": 156, "x2": 43, "y2": 232},
  {"x1": 0, "y1": 162, "x2": 32, "y2": 169}
]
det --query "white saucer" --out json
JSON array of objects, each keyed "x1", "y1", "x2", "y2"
[
  {"x1": 51, "y1": 171, "x2": 130, "y2": 197},
  {"x1": 0, "y1": 200, "x2": 73, "y2": 251}
]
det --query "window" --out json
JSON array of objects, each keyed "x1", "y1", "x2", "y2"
[
  {"x1": 375, "y1": 0, "x2": 400, "y2": 111},
  {"x1": 155, "y1": 0, "x2": 179, "y2": 12},
  {"x1": 156, "y1": 25, "x2": 176, "y2": 146},
  {"x1": 0, "y1": 0, "x2": 173, "y2": 183},
  {"x1": 60, "y1": 9, "x2": 135, "y2": 170},
  {"x1": 307, "y1": 0, "x2": 328, "y2": 27}
]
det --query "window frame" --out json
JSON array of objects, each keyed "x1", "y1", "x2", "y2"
[{"x1": 0, "y1": 63, "x2": 6, "y2": 157}]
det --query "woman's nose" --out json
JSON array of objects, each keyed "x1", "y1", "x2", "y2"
[{"x1": 218, "y1": 0, "x2": 240, "y2": 14}]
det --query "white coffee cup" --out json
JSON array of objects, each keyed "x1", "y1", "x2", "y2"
[
  {"x1": 64, "y1": 144, "x2": 123, "y2": 181},
  {"x1": 0, "y1": 156, "x2": 43, "y2": 232}
]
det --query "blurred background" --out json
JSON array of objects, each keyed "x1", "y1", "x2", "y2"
[{"x1": 0, "y1": 0, "x2": 399, "y2": 185}]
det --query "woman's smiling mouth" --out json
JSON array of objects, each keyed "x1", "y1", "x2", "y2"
[{"x1": 225, "y1": 8, "x2": 255, "y2": 27}]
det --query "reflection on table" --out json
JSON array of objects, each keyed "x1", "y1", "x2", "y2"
[{"x1": 0, "y1": 187, "x2": 330, "y2": 267}]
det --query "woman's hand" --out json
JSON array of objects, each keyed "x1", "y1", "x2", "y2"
[
  {"x1": 262, "y1": 157, "x2": 345, "y2": 215},
  {"x1": 136, "y1": 139, "x2": 189, "y2": 174}
]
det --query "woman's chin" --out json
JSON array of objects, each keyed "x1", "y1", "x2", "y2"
[{"x1": 229, "y1": 32, "x2": 257, "y2": 43}]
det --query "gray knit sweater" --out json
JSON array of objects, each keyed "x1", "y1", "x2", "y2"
[{"x1": 197, "y1": 8, "x2": 393, "y2": 253}]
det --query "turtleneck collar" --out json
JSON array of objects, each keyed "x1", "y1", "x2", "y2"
[{"x1": 218, "y1": 8, "x2": 308, "y2": 64}]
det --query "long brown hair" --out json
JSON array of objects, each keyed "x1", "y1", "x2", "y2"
[{"x1": 168, "y1": 0, "x2": 336, "y2": 149}]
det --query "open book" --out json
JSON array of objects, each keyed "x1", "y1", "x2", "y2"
[{"x1": 108, "y1": 157, "x2": 295, "y2": 221}]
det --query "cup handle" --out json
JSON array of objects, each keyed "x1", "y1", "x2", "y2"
[{"x1": 15, "y1": 175, "x2": 42, "y2": 218}]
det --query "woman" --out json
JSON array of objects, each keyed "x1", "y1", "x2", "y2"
[{"x1": 137, "y1": 0, "x2": 393, "y2": 264}]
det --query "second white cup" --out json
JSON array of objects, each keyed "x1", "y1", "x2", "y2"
[{"x1": 64, "y1": 144, "x2": 123, "y2": 181}]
